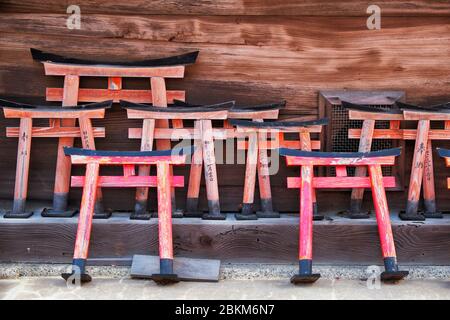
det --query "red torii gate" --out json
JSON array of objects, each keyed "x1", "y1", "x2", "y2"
[
  {"x1": 346, "y1": 101, "x2": 450, "y2": 220},
  {"x1": 31, "y1": 48, "x2": 198, "y2": 218},
  {"x1": 123, "y1": 100, "x2": 232, "y2": 220},
  {"x1": 173, "y1": 99, "x2": 285, "y2": 218},
  {"x1": 63, "y1": 147, "x2": 191, "y2": 284},
  {"x1": 0, "y1": 99, "x2": 111, "y2": 218},
  {"x1": 230, "y1": 118, "x2": 326, "y2": 220},
  {"x1": 281, "y1": 147, "x2": 408, "y2": 284}
]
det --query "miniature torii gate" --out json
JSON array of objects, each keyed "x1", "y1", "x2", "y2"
[
  {"x1": 438, "y1": 148, "x2": 450, "y2": 189},
  {"x1": 63, "y1": 147, "x2": 190, "y2": 284},
  {"x1": 281, "y1": 148, "x2": 408, "y2": 284},
  {"x1": 401, "y1": 103, "x2": 450, "y2": 219},
  {"x1": 173, "y1": 100, "x2": 285, "y2": 218},
  {"x1": 0, "y1": 99, "x2": 111, "y2": 218},
  {"x1": 122, "y1": 100, "x2": 232, "y2": 220},
  {"x1": 343, "y1": 101, "x2": 404, "y2": 219},
  {"x1": 227, "y1": 104, "x2": 286, "y2": 218},
  {"x1": 31, "y1": 48, "x2": 198, "y2": 218},
  {"x1": 346, "y1": 101, "x2": 450, "y2": 220},
  {"x1": 230, "y1": 118, "x2": 327, "y2": 220}
]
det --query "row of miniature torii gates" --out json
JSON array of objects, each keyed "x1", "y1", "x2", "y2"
[
  {"x1": 3, "y1": 49, "x2": 449, "y2": 222},
  {"x1": 0, "y1": 49, "x2": 449, "y2": 284}
]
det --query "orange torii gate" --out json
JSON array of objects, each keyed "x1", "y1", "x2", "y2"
[
  {"x1": 173, "y1": 100, "x2": 285, "y2": 218},
  {"x1": 230, "y1": 118, "x2": 326, "y2": 220},
  {"x1": 31, "y1": 48, "x2": 198, "y2": 218},
  {"x1": 438, "y1": 148, "x2": 450, "y2": 189},
  {"x1": 343, "y1": 101, "x2": 404, "y2": 219},
  {"x1": 400, "y1": 103, "x2": 450, "y2": 219},
  {"x1": 345, "y1": 101, "x2": 450, "y2": 220},
  {"x1": 63, "y1": 147, "x2": 191, "y2": 284},
  {"x1": 122, "y1": 100, "x2": 233, "y2": 220},
  {"x1": 0, "y1": 99, "x2": 111, "y2": 218},
  {"x1": 281, "y1": 148, "x2": 408, "y2": 284}
]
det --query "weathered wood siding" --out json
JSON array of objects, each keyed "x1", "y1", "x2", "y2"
[{"x1": 0, "y1": 1, "x2": 449, "y2": 212}]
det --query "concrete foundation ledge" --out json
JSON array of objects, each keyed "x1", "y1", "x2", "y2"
[{"x1": 1, "y1": 263, "x2": 450, "y2": 281}]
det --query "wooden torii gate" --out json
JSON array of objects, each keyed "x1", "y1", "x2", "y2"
[
  {"x1": 346, "y1": 101, "x2": 450, "y2": 220},
  {"x1": 400, "y1": 103, "x2": 450, "y2": 219},
  {"x1": 230, "y1": 118, "x2": 326, "y2": 220},
  {"x1": 122, "y1": 100, "x2": 232, "y2": 220},
  {"x1": 173, "y1": 100, "x2": 285, "y2": 218},
  {"x1": 0, "y1": 99, "x2": 111, "y2": 218},
  {"x1": 281, "y1": 148, "x2": 407, "y2": 284},
  {"x1": 63, "y1": 147, "x2": 190, "y2": 284},
  {"x1": 31, "y1": 48, "x2": 198, "y2": 218}
]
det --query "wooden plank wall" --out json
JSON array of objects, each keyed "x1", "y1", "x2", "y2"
[
  {"x1": 0, "y1": 1, "x2": 449, "y2": 212},
  {"x1": 1, "y1": 216, "x2": 449, "y2": 265}
]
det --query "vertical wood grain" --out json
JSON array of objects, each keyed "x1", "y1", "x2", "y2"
[
  {"x1": 299, "y1": 130, "x2": 317, "y2": 209},
  {"x1": 156, "y1": 161, "x2": 173, "y2": 260},
  {"x1": 186, "y1": 120, "x2": 203, "y2": 211},
  {"x1": 78, "y1": 115, "x2": 104, "y2": 210},
  {"x1": 73, "y1": 162, "x2": 99, "y2": 260},
  {"x1": 242, "y1": 130, "x2": 258, "y2": 205},
  {"x1": 151, "y1": 77, "x2": 170, "y2": 150},
  {"x1": 123, "y1": 164, "x2": 136, "y2": 176},
  {"x1": 12, "y1": 117, "x2": 32, "y2": 213},
  {"x1": 201, "y1": 119, "x2": 220, "y2": 212},
  {"x1": 299, "y1": 164, "x2": 313, "y2": 260},
  {"x1": 350, "y1": 119, "x2": 375, "y2": 210},
  {"x1": 151, "y1": 77, "x2": 178, "y2": 210},
  {"x1": 108, "y1": 77, "x2": 122, "y2": 91},
  {"x1": 53, "y1": 75, "x2": 79, "y2": 204},
  {"x1": 406, "y1": 119, "x2": 430, "y2": 214},
  {"x1": 422, "y1": 139, "x2": 436, "y2": 212},
  {"x1": 368, "y1": 164, "x2": 397, "y2": 258},
  {"x1": 257, "y1": 129, "x2": 273, "y2": 210},
  {"x1": 136, "y1": 118, "x2": 156, "y2": 207}
]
